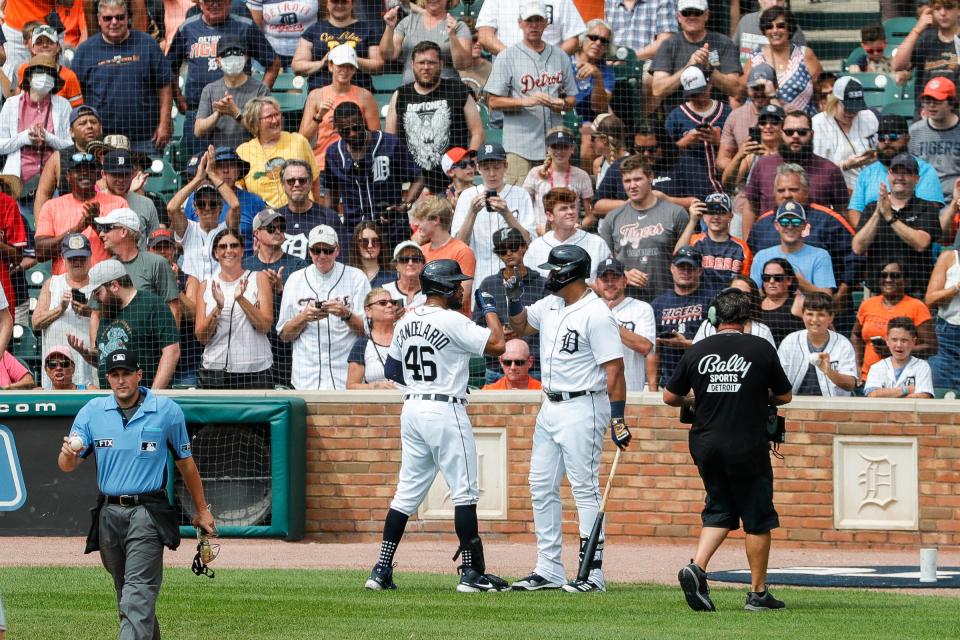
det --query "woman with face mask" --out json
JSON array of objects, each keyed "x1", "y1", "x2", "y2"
[
  {"x1": 0, "y1": 54, "x2": 73, "y2": 196},
  {"x1": 195, "y1": 35, "x2": 270, "y2": 150}
]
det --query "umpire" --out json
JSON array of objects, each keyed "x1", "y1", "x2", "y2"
[
  {"x1": 662, "y1": 288, "x2": 792, "y2": 612},
  {"x1": 58, "y1": 350, "x2": 216, "y2": 639}
]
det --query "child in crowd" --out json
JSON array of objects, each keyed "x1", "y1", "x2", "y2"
[
  {"x1": 777, "y1": 292, "x2": 858, "y2": 396},
  {"x1": 849, "y1": 24, "x2": 893, "y2": 74},
  {"x1": 864, "y1": 316, "x2": 934, "y2": 398}
]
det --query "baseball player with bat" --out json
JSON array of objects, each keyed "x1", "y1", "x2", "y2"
[
  {"x1": 507, "y1": 245, "x2": 630, "y2": 592},
  {"x1": 365, "y1": 259, "x2": 511, "y2": 593}
]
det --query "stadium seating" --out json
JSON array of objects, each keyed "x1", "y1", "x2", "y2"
[
  {"x1": 848, "y1": 72, "x2": 902, "y2": 109},
  {"x1": 372, "y1": 74, "x2": 404, "y2": 94},
  {"x1": 881, "y1": 99, "x2": 915, "y2": 123},
  {"x1": 883, "y1": 17, "x2": 918, "y2": 45}
]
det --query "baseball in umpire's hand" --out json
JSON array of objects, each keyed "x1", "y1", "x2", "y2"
[{"x1": 609, "y1": 418, "x2": 631, "y2": 450}]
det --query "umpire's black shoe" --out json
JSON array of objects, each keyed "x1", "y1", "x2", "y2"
[
  {"x1": 456, "y1": 567, "x2": 510, "y2": 593},
  {"x1": 678, "y1": 561, "x2": 715, "y2": 612},
  {"x1": 745, "y1": 589, "x2": 785, "y2": 611},
  {"x1": 364, "y1": 562, "x2": 397, "y2": 591},
  {"x1": 511, "y1": 572, "x2": 563, "y2": 591}
]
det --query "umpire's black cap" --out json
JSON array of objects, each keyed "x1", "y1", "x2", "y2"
[{"x1": 106, "y1": 349, "x2": 140, "y2": 372}]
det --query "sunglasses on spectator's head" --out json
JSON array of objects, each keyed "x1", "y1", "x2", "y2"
[
  {"x1": 310, "y1": 246, "x2": 337, "y2": 255},
  {"x1": 777, "y1": 216, "x2": 804, "y2": 228},
  {"x1": 586, "y1": 34, "x2": 611, "y2": 45},
  {"x1": 761, "y1": 274, "x2": 789, "y2": 282}
]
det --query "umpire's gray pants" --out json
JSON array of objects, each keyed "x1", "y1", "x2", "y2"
[{"x1": 99, "y1": 505, "x2": 164, "y2": 640}]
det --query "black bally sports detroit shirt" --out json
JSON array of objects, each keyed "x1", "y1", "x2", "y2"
[{"x1": 667, "y1": 332, "x2": 791, "y2": 459}]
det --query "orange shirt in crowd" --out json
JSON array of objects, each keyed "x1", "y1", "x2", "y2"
[
  {"x1": 5, "y1": 1, "x2": 86, "y2": 46},
  {"x1": 856, "y1": 295, "x2": 932, "y2": 379},
  {"x1": 35, "y1": 191, "x2": 128, "y2": 274},
  {"x1": 571, "y1": 0, "x2": 604, "y2": 22},
  {"x1": 482, "y1": 376, "x2": 542, "y2": 390},
  {"x1": 421, "y1": 237, "x2": 477, "y2": 316},
  {"x1": 17, "y1": 64, "x2": 83, "y2": 107}
]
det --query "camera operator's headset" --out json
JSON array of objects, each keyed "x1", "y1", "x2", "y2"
[{"x1": 706, "y1": 287, "x2": 744, "y2": 328}]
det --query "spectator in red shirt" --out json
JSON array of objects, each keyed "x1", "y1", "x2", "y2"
[{"x1": 0, "y1": 175, "x2": 28, "y2": 307}]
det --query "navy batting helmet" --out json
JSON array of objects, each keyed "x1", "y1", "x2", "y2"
[
  {"x1": 420, "y1": 259, "x2": 472, "y2": 307},
  {"x1": 539, "y1": 245, "x2": 591, "y2": 292}
]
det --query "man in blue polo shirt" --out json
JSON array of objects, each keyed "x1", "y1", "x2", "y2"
[
  {"x1": 72, "y1": 0, "x2": 174, "y2": 154},
  {"x1": 167, "y1": 0, "x2": 280, "y2": 155},
  {"x1": 58, "y1": 349, "x2": 215, "y2": 640}
]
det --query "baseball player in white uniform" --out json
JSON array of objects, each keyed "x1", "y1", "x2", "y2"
[
  {"x1": 507, "y1": 245, "x2": 630, "y2": 593},
  {"x1": 596, "y1": 257, "x2": 657, "y2": 392},
  {"x1": 524, "y1": 188, "x2": 611, "y2": 282},
  {"x1": 365, "y1": 259, "x2": 511, "y2": 593},
  {"x1": 864, "y1": 317, "x2": 934, "y2": 398},
  {"x1": 277, "y1": 225, "x2": 371, "y2": 389}
]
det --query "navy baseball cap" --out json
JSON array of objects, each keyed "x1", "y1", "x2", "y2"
[
  {"x1": 776, "y1": 201, "x2": 806, "y2": 221},
  {"x1": 492, "y1": 227, "x2": 524, "y2": 250},
  {"x1": 105, "y1": 349, "x2": 140, "y2": 372},
  {"x1": 597, "y1": 257, "x2": 625, "y2": 276},
  {"x1": 878, "y1": 114, "x2": 909, "y2": 135},
  {"x1": 673, "y1": 246, "x2": 701, "y2": 267},
  {"x1": 70, "y1": 105, "x2": 100, "y2": 126},
  {"x1": 103, "y1": 150, "x2": 135, "y2": 174},
  {"x1": 61, "y1": 233, "x2": 91, "y2": 259},
  {"x1": 747, "y1": 63, "x2": 776, "y2": 88},
  {"x1": 182, "y1": 154, "x2": 201, "y2": 178},
  {"x1": 833, "y1": 76, "x2": 867, "y2": 113},
  {"x1": 214, "y1": 146, "x2": 250, "y2": 174},
  {"x1": 758, "y1": 104, "x2": 785, "y2": 122},
  {"x1": 704, "y1": 192, "x2": 732, "y2": 214},
  {"x1": 890, "y1": 153, "x2": 919, "y2": 174},
  {"x1": 477, "y1": 143, "x2": 507, "y2": 162},
  {"x1": 217, "y1": 34, "x2": 246, "y2": 57}
]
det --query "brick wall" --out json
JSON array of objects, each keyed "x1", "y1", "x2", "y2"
[{"x1": 303, "y1": 391, "x2": 960, "y2": 549}]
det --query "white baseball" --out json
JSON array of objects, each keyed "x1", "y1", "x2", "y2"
[
  {"x1": 809, "y1": 353, "x2": 821, "y2": 366},
  {"x1": 69, "y1": 436, "x2": 84, "y2": 451},
  {"x1": 874, "y1": 74, "x2": 888, "y2": 89}
]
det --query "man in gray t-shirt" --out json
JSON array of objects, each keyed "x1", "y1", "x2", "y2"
[
  {"x1": 195, "y1": 37, "x2": 269, "y2": 150},
  {"x1": 485, "y1": 0, "x2": 577, "y2": 186},
  {"x1": 101, "y1": 150, "x2": 160, "y2": 250},
  {"x1": 599, "y1": 155, "x2": 689, "y2": 302},
  {"x1": 908, "y1": 77, "x2": 960, "y2": 198}
]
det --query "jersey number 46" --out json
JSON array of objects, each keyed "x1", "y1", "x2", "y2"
[{"x1": 404, "y1": 346, "x2": 437, "y2": 382}]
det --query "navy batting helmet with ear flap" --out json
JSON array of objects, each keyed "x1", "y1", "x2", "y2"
[
  {"x1": 539, "y1": 245, "x2": 591, "y2": 293},
  {"x1": 420, "y1": 259, "x2": 472, "y2": 304}
]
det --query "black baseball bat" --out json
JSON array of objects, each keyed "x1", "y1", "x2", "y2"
[{"x1": 576, "y1": 447, "x2": 622, "y2": 582}]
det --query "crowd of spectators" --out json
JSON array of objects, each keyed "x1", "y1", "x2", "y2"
[{"x1": 0, "y1": 0, "x2": 953, "y2": 401}]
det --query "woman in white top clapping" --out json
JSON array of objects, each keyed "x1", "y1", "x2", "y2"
[{"x1": 925, "y1": 246, "x2": 960, "y2": 391}]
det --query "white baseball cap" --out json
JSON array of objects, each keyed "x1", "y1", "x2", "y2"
[
  {"x1": 328, "y1": 44, "x2": 359, "y2": 68},
  {"x1": 393, "y1": 240, "x2": 424, "y2": 261},
  {"x1": 678, "y1": 0, "x2": 708, "y2": 11},
  {"x1": 519, "y1": 0, "x2": 548, "y2": 20},
  {"x1": 94, "y1": 207, "x2": 142, "y2": 233},
  {"x1": 88, "y1": 259, "x2": 127, "y2": 290},
  {"x1": 681, "y1": 66, "x2": 708, "y2": 98},
  {"x1": 308, "y1": 224, "x2": 339, "y2": 247}
]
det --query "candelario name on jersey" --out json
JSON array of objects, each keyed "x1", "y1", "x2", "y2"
[{"x1": 396, "y1": 321, "x2": 451, "y2": 350}]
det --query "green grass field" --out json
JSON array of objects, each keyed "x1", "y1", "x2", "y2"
[{"x1": 1, "y1": 567, "x2": 955, "y2": 639}]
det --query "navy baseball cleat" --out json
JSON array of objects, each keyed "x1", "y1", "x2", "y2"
[
  {"x1": 456, "y1": 567, "x2": 510, "y2": 593},
  {"x1": 511, "y1": 572, "x2": 563, "y2": 591},
  {"x1": 678, "y1": 561, "x2": 715, "y2": 611},
  {"x1": 364, "y1": 562, "x2": 397, "y2": 591},
  {"x1": 745, "y1": 589, "x2": 786, "y2": 611}
]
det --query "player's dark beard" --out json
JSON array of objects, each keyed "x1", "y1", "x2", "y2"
[{"x1": 779, "y1": 139, "x2": 812, "y2": 164}]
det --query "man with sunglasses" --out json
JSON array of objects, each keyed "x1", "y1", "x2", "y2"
[
  {"x1": 73, "y1": 0, "x2": 175, "y2": 153},
  {"x1": 277, "y1": 159, "x2": 344, "y2": 260},
  {"x1": 277, "y1": 224, "x2": 370, "y2": 390},
  {"x1": 740, "y1": 110, "x2": 849, "y2": 237},
  {"x1": 650, "y1": 0, "x2": 741, "y2": 115},
  {"x1": 481, "y1": 338, "x2": 541, "y2": 389},
  {"x1": 34, "y1": 105, "x2": 103, "y2": 215},
  {"x1": 853, "y1": 154, "x2": 942, "y2": 299},
  {"x1": 35, "y1": 154, "x2": 127, "y2": 274},
  {"x1": 477, "y1": 0, "x2": 585, "y2": 56},
  {"x1": 749, "y1": 202, "x2": 835, "y2": 296},
  {"x1": 474, "y1": 227, "x2": 544, "y2": 384},
  {"x1": 440, "y1": 147, "x2": 478, "y2": 207},
  {"x1": 101, "y1": 149, "x2": 161, "y2": 250},
  {"x1": 676, "y1": 192, "x2": 752, "y2": 294},
  {"x1": 848, "y1": 114, "x2": 943, "y2": 227}
]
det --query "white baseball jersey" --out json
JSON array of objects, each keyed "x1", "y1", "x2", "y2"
[
  {"x1": 476, "y1": 0, "x2": 585, "y2": 49},
  {"x1": 695, "y1": 320, "x2": 776, "y2": 348},
  {"x1": 276, "y1": 262, "x2": 371, "y2": 390},
  {"x1": 864, "y1": 356, "x2": 934, "y2": 396},
  {"x1": 388, "y1": 305, "x2": 491, "y2": 397},
  {"x1": 524, "y1": 230, "x2": 611, "y2": 282},
  {"x1": 175, "y1": 219, "x2": 226, "y2": 281},
  {"x1": 777, "y1": 329, "x2": 857, "y2": 397},
  {"x1": 382, "y1": 280, "x2": 427, "y2": 311},
  {"x1": 609, "y1": 296, "x2": 656, "y2": 392},
  {"x1": 527, "y1": 290, "x2": 623, "y2": 392},
  {"x1": 451, "y1": 183, "x2": 537, "y2": 285}
]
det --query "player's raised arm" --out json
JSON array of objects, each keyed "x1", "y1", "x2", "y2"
[
  {"x1": 504, "y1": 272, "x2": 534, "y2": 337},
  {"x1": 474, "y1": 290, "x2": 506, "y2": 356}
]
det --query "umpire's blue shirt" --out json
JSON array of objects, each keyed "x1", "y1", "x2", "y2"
[{"x1": 69, "y1": 388, "x2": 192, "y2": 496}]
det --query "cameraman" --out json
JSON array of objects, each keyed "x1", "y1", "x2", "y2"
[{"x1": 662, "y1": 287, "x2": 792, "y2": 613}]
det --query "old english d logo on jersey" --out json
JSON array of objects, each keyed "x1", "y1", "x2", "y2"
[
  {"x1": 698, "y1": 354, "x2": 752, "y2": 392},
  {"x1": 559, "y1": 329, "x2": 580, "y2": 354}
]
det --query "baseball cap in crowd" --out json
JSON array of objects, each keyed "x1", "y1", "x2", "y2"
[
  {"x1": 44, "y1": 345, "x2": 75, "y2": 365},
  {"x1": 704, "y1": 192, "x2": 732, "y2": 214},
  {"x1": 103, "y1": 150, "x2": 135, "y2": 174},
  {"x1": 681, "y1": 66, "x2": 708, "y2": 99},
  {"x1": 890, "y1": 153, "x2": 919, "y2": 174},
  {"x1": 677, "y1": 0, "x2": 708, "y2": 12},
  {"x1": 393, "y1": 240, "x2": 424, "y2": 260},
  {"x1": 492, "y1": 227, "x2": 525, "y2": 252},
  {"x1": 183, "y1": 154, "x2": 202, "y2": 178},
  {"x1": 878, "y1": 114, "x2": 909, "y2": 136},
  {"x1": 441, "y1": 147, "x2": 475, "y2": 173},
  {"x1": 775, "y1": 201, "x2": 806, "y2": 222},
  {"x1": 0, "y1": 174, "x2": 22, "y2": 200},
  {"x1": 922, "y1": 76, "x2": 956, "y2": 101},
  {"x1": 88, "y1": 259, "x2": 127, "y2": 290},
  {"x1": 545, "y1": 128, "x2": 575, "y2": 147},
  {"x1": 747, "y1": 63, "x2": 776, "y2": 88},
  {"x1": 477, "y1": 142, "x2": 507, "y2": 162},
  {"x1": 308, "y1": 224, "x2": 339, "y2": 247},
  {"x1": 673, "y1": 246, "x2": 702, "y2": 267},
  {"x1": 518, "y1": 0, "x2": 548, "y2": 20},
  {"x1": 214, "y1": 146, "x2": 250, "y2": 174},
  {"x1": 61, "y1": 233, "x2": 91, "y2": 259},
  {"x1": 758, "y1": 103, "x2": 785, "y2": 123},
  {"x1": 70, "y1": 105, "x2": 100, "y2": 126},
  {"x1": 32, "y1": 25, "x2": 58, "y2": 45},
  {"x1": 329, "y1": 44, "x2": 359, "y2": 68},
  {"x1": 253, "y1": 209, "x2": 285, "y2": 231},
  {"x1": 95, "y1": 207, "x2": 142, "y2": 233},
  {"x1": 832, "y1": 76, "x2": 867, "y2": 112},
  {"x1": 195, "y1": 183, "x2": 221, "y2": 199},
  {"x1": 597, "y1": 257, "x2": 625, "y2": 277},
  {"x1": 106, "y1": 349, "x2": 140, "y2": 373},
  {"x1": 147, "y1": 228, "x2": 175, "y2": 248},
  {"x1": 217, "y1": 34, "x2": 246, "y2": 57}
]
